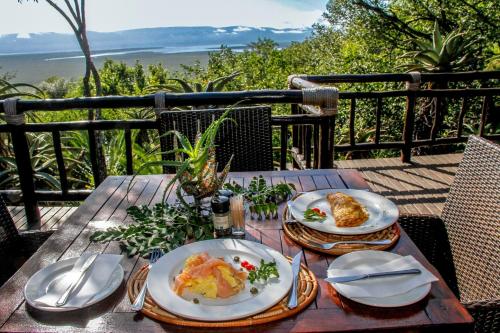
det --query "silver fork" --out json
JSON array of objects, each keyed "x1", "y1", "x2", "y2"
[
  {"x1": 131, "y1": 248, "x2": 163, "y2": 311},
  {"x1": 307, "y1": 239, "x2": 392, "y2": 250}
]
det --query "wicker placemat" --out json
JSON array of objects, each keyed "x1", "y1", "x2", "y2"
[
  {"x1": 283, "y1": 205, "x2": 400, "y2": 255},
  {"x1": 127, "y1": 258, "x2": 318, "y2": 328}
]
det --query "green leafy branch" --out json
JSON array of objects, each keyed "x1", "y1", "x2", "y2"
[
  {"x1": 90, "y1": 203, "x2": 214, "y2": 257},
  {"x1": 224, "y1": 175, "x2": 295, "y2": 219}
]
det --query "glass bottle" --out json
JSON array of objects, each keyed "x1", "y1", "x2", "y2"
[
  {"x1": 218, "y1": 189, "x2": 233, "y2": 228},
  {"x1": 211, "y1": 195, "x2": 231, "y2": 238}
]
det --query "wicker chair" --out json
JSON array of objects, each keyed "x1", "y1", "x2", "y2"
[
  {"x1": 159, "y1": 106, "x2": 274, "y2": 173},
  {"x1": 399, "y1": 136, "x2": 499, "y2": 333},
  {"x1": 0, "y1": 197, "x2": 52, "y2": 285}
]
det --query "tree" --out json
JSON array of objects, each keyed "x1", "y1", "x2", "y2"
[
  {"x1": 19, "y1": 0, "x2": 107, "y2": 182},
  {"x1": 323, "y1": 0, "x2": 499, "y2": 69}
]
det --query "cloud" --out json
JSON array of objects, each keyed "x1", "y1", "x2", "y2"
[
  {"x1": 272, "y1": 29, "x2": 305, "y2": 34},
  {"x1": 16, "y1": 33, "x2": 31, "y2": 39},
  {"x1": 234, "y1": 26, "x2": 252, "y2": 32},
  {"x1": 214, "y1": 28, "x2": 227, "y2": 33}
]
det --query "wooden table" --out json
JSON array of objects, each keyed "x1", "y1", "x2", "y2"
[{"x1": 0, "y1": 170, "x2": 473, "y2": 332}]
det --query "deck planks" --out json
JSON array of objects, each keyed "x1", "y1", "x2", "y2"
[
  {"x1": 8, "y1": 205, "x2": 77, "y2": 232},
  {"x1": 335, "y1": 153, "x2": 462, "y2": 216}
]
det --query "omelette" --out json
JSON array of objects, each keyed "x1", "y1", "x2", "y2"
[
  {"x1": 173, "y1": 252, "x2": 247, "y2": 299},
  {"x1": 326, "y1": 192, "x2": 369, "y2": 227}
]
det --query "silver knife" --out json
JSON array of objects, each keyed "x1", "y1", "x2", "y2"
[
  {"x1": 325, "y1": 268, "x2": 421, "y2": 284},
  {"x1": 287, "y1": 251, "x2": 302, "y2": 309},
  {"x1": 56, "y1": 254, "x2": 99, "y2": 306}
]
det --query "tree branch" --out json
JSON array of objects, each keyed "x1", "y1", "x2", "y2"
[
  {"x1": 63, "y1": 0, "x2": 80, "y2": 25},
  {"x1": 45, "y1": 0, "x2": 79, "y2": 36},
  {"x1": 81, "y1": 0, "x2": 86, "y2": 29},
  {"x1": 457, "y1": 0, "x2": 498, "y2": 28},
  {"x1": 73, "y1": 0, "x2": 81, "y2": 21},
  {"x1": 353, "y1": 0, "x2": 429, "y2": 39}
]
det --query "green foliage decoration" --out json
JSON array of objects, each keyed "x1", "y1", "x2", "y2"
[
  {"x1": 90, "y1": 203, "x2": 214, "y2": 257},
  {"x1": 223, "y1": 176, "x2": 295, "y2": 219}
]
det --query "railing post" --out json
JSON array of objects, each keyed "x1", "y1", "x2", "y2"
[
  {"x1": 3, "y1": 99, "x2": 41, "y2": 229},
  {"x1": 280, "y1": 124, "x2": 288, "y2": 170},
  {"x1": 299, "y1": 82, "x2": 339, "y2": 169},
  {"x1": 87, "y1": 128, "x2": 104, "y2": 186},
  {"x1": 401, "y1": 72, "x2": 420, "y2": 163}
]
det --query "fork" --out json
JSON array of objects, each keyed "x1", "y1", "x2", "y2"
[
  {"x1": 306, "y1": 239, "x2": 392, "y2": 250},
  {"x1": 131, "y1": 248, "x2": 163, "y2": 311}
]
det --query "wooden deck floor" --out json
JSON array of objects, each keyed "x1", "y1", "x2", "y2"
[
  {"x1": 335, "y1": 153, "x2": 463, "y2": 216},
  {"x1": 8, "y1": 206, "x2": 77, "y2": 232}
]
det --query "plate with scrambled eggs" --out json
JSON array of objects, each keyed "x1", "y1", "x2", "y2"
[
  {"x1": 288, "y1": 189, "x2": 399, "y2": 235},
  {"x1": 147, "y1": 239, "x2": 293, "y2": 321}
]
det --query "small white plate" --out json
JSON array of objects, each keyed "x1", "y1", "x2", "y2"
[
  {"x1": 147, "y1": 239, "x2": 293, "y2": 321},
  {"x1": 327, "y1": 251, "x2": 431, "y2": 307},
  {"x1": 289, "y1": 189, "x2": 399, "y2": 235},
  {"x1": 24, "y1": 257, "x2": 124, "y2": 312}
]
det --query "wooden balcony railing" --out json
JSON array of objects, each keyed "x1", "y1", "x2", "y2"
[
  {"x1": 288, "y1": 71, "x2": 499, "y2": 166},
  {"x1": 0, "y1": 71, "x2": 499, "y2": 229}
]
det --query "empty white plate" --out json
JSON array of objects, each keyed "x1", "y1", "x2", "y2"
[
  {"x1": 24, "y1": 257, "x2": 124, "y2": 312},
  {"x1": 327, "y1": 251, "x2": 431, "y2": 307}
]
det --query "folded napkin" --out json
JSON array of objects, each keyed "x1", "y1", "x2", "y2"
[
  {"x1": 34, "y1": 253, "x2": 123, "y2": 309},
  {"x1": 327, "y1": 255, "x2": 438, "y2": 298}
]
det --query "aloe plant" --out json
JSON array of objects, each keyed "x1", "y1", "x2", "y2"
[
  {"x1": 0, "y1": 78, "x2": 44, "y2": 100},
  {"x1": 146, "y1": 71, "x2": 240, "y2": 93},
  {"x1": 398, "y1": 22, "x2": 481, "y2": 144},
  {"x1": 145, "y1": 72, "x2": 240, "y2": 110},
  {"x1": 0, "y1": 132, "x2": 60, "y2": 190},
  {"x1": 134, "y1": 107, "x2": 234, "y2": 208},
  {"x1": 399, "y1": 22, "x2": 479, "y2": 73}
]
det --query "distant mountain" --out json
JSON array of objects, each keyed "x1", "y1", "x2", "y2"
[{"x1": 0, "y1": 26, "x2": 312, "y2": 55}]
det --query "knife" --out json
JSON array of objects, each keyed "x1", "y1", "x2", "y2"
[
  {"x1": 56, "y1": 254, "x2": 99, "y2": 306},
  {"x1": 325, "y1": 268, "x2": 421, "y2": 284},
  {"x1": 287, "y1": 251, "x2": 302, "y2": 309}
]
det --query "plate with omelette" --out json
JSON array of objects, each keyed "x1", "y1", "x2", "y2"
[
  {"x1": 147, "y1": 239, "x2": 293, "y2": 321},
  {"x1": 288, "y1": 189, "x2": 399, "y2": 235}
]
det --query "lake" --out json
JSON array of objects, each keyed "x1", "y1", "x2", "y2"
[{"x1": 0, "y1": 47, "x2": 216, "y2": 84}]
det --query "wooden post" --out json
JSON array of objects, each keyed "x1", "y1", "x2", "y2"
[
  {"x1": 319, "y1": 117, "x2": 334, "y2": 169},
  {"x1": 125, "y1": 128, "x2": 133, "y2": 175},
  {"x1": 479, "y1": 96, "x2": 490, "y2": 137},
  {"x1": 401, "y1": 72, "x2": 420, "y2": 163},
  {"x1": 280, "y1": 124, "x2": 288, "y2": 170},
  {"x1": 87, "y1": 128, "x2": 103, "y2": 186},
  {"x1": 52, "y1": 130, "x2": 68, "y2": 195},
  {"x1": 3, "y1": 99, "x2": 41, "y2": 229}
]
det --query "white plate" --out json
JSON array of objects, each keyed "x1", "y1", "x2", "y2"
[
  {"x1": 289, "y1": 189, "x2": 399, "y2": 235},
  {"x1": 327, "y1": 251, "x2": 431, "y2": 307},
  {"x1": 147, "y1": 239, "x2": 293, "y2": 321},
  {"x1": 24, "y1": 257, "x2": 124, "y2": 312}
]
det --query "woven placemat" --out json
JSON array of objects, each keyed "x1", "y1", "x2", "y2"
[
  {"x1": 127, "y1": 258, "x2": 318, "y2": 328},
  {"x1": 283, "y1": 205, "x2": 400, "y2": 255}
]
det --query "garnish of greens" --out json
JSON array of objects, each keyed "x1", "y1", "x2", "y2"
[
  {"x1": 304, "y1": 207, "x2": 327, "y2": 221},
  {"x1": 90, "y1": 203, "x2": 213, "y2": 257},
  {"x1": 224, "y1": 176, "x2": 295, "y2": 219},
  {"x1": 246, "y1": 259, "x2": 280, "y2": 284}
]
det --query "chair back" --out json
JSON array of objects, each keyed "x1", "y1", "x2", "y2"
[
  {"x1": 441, "y1": 135, "x2": 500, "y2": 303},
  {"x1": 159, "y1": 106, "x2": 274, "y2": 172},
  {"x1": 0, "y1": 196, "x2": 19, "y2": 256}
]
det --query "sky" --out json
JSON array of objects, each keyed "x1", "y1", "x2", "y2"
[{"x1": 0, "y1": 0, "x2": 329, "y2": 35}]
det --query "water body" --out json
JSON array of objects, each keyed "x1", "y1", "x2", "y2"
[{"x1": 0, "y1": 45, "x2": 247, "y2": 84}]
